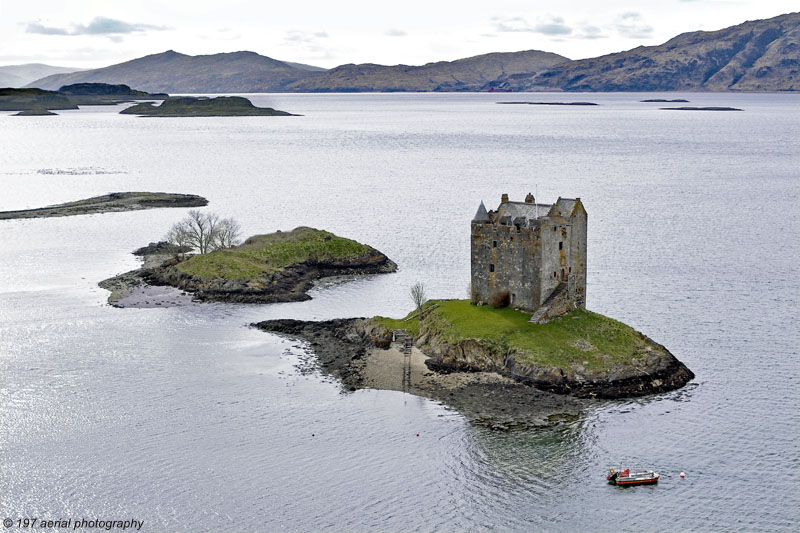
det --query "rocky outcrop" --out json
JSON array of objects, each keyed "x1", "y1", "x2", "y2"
[
  {"x1": 145, "y1": 251, "x2": 396, "y2": 303},
  {"x1": 253, "y1": 318, "x2": 584, "y2": 429},
  {"x1": 421, "y1": 328, "x2": 694, "y2": 399},
  {"x1": 255, "y1": 314, "x2": 694, "y2": 400},
  {"x1": 0, "y1": 192, "x2": 208, "y2": 220}
]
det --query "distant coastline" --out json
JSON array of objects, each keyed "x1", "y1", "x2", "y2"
[{"x1": 0, "y1": 192, "x2": 208, "y2": 220}]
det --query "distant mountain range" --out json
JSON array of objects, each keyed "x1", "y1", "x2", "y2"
[
  {"x1": 20, "y1": 12, "x2": 800, "y2": 93},
  {"x1": 500, "y1": 12, "x2": 799, "y2": 92},
  {"x1": 0, "y1": 64, "x2": 83, "y2": 88}
]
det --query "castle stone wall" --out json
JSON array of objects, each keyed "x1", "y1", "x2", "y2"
[{"x1": 471, "y1": 195, "x2": 587, "y2": 317}]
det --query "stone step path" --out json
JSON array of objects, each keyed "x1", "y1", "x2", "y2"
[
  {"x1": 529, "y1": 282, "x2": 567, "y2": 323},
  {"x1": 393, "y1": 330, "x2": 414, "y2": 393}
]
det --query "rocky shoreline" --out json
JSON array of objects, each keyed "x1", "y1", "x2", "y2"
[
  {"x1": 146, "y1": 251, "x2": 396, "y2": 304},
  {"x1": 99, "y1": 240, "x2": 397, "y2": 307},
  {"x1": 253, "y1": 318, "x2": 585, "y2": 430},
  {"x1": 0, "y1": 192, "x2": 208, "y2": 220}
]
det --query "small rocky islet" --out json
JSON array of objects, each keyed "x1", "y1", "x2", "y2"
[
  {"x1": 100, "y1": 227, "x2": 397, "y2": 306},
  {"x1": 0, "y1": 192, "x2": 208, "y2": 220},
  {"x1": 120, "y1": 96, "x2": 298, "y2": 117}
]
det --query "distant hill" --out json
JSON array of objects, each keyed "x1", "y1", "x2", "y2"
[
  {"x1": 501, "y1": 12, "x2": 800, "y2": 92},
  {"x1": 283, "y1": 50, "x2": 568, "y2": 92},
  {"x1": 28, "y1": 50, "x2": 325, "y2": 93},
  {"x1": 24, "y1": 13, "x2": 799, "y2": 93},
  {"x1": 0, "y1": 63, "x2": 83, "y2": 88},
  {"x1": 28, "y1": 49, "x2": 566, "y2": 93}
]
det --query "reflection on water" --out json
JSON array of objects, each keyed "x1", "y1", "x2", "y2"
[{"x1": 1, "y1": 92, "x2": 798, "y2": 532}]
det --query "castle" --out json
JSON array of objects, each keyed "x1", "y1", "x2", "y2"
[{"x1": 471, "y1": 193, "x2": 587, "y2": 323}]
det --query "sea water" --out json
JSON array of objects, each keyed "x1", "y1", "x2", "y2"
[{"x1": 1, "y1": 92, "x2": 798, "y2": 531}]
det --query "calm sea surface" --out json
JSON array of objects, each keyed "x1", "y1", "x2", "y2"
[{"x1": 1, "y1": 93, "x2": 798, "y2": 532}]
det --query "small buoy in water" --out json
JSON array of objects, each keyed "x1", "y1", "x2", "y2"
[
  {"x1": 680, "y1": 472, "x2": 685, "y2": 478},
  {"x1": 416, "y1": 433, "x2": 420, "y2": 437}
]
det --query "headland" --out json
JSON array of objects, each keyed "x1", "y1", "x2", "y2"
[{"x1": 0, "y1": 192, "x2": 208, "y2": 220}]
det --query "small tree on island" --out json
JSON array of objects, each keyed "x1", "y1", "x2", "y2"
[
  {"x1": 410, "y1": 282, "x2": 427, "y2": 319},
  {"x1": 165, "y1": 210, "x2": 241, "y2": 255}
]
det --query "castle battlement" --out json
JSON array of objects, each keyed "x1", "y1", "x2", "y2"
[{"x1": 471, "y1": 193, "x2": 587, "y2": 322}]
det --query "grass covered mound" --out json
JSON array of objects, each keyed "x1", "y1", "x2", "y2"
[
  {"x1": 177, "y1": 227, "x2": 376, "y2": 281},
  {"x1": 150, "y1": 227, "x2": 396, "y2": 303},
  {"x1": 120, "y1": 96, "x2": 296, "y2": 116},
  {"x1": 377, "y1": 301, "x2": 647, "y2": 370},
  {"x1": 376, "y1": 300, "x2": 694, "y2": 398}
]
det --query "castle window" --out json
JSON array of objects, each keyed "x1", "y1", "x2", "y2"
[
  {"x1": 490, "y1": 264, "x2": 494, "y2": 273},
  {"x1": 553, "y1": 227, "x2": 556, "y2": 231},
  {"x1": 515, "y1": 225, "x2": 520, "y2": 233},
  {"x1": 493, "y1": 241, "x2": 497, "y2": 248},
  {"x1": 559, "y1": 241, "x2": 563, "y2": 250}
]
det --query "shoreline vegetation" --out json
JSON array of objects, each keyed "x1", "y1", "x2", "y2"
[
  {"x1": 253, "y1": 301, "x2": 694, "y2": 428},
  {"x1": 99, "y1": 227, "x2": 397, "y2": 306},
  {"x1": 0, "y1": 192, "x2": 208, "y2": 220},
  {"x1": 120, "y1": 96, "x2": 297, "y2": 117},
  {"x1": 1, "y1": 83, "x2": 167, "y2": 113}
]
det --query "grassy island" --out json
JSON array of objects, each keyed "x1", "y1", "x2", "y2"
[
  {"x1": 145, "y1": 227, "x2": 396, "y2": 303},
  {"x1": 177, "y1": 228, "x2": 377, "y2": 281},
  {"x1": 376, "y1": 301, "x2": 649, "y2": 371},
  {"x1": 120, "y1": 96, "x2": 296, "y2": 117},
  {"x1": 372, "y1": 299, "x2": 693, "y2": 398}
]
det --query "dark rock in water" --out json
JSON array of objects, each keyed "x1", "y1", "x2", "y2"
[
  {"x1": 497, "y1": 101, "x2": 598, "y2": 106},
  {"x1": 252, "y1": 318, "x2": 585, "y2": 429},
  {"x1": 13, "y1": 108, "x2": 57, "y2": 116},
  {"x1": 660, "y1": 106, "x2": 743, "y2": 111},
  {"x1": 132, "y1": 241, "x2": 192, "y2": 256},
  {"x1": 640, "y1": 99, "x2": 690, "y2": 102},
  {"x1": 120, "y1": 96, "x2": 297, "y2": 117}
]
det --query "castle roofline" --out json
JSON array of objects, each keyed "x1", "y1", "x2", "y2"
[{"x1": 472, "y1": 200, "x2": 490, "y2": 222}]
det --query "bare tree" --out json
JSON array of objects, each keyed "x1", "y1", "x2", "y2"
[
  {"x1": 165, "y1": 210, "x2": 240, "y2": 254},
  {"x1": 410, "y1": 282, "x2": 427, "y2": 319},
  {"x1": 213, "y1": 217, "x2": 242, "y2": 250}
]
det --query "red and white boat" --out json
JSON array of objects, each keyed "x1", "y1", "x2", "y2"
[{"x1": 607, "y1": 468, "x2": 659, "y2": 485}]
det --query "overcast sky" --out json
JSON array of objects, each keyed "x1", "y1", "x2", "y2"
[{"x1": 0, "y1": 0, "x2": 796, "y2": 68}]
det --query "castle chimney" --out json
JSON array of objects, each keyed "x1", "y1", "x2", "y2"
[
  {"x1": 501, "y1": 193, "x2": 509, "y2": 203},
  {"x1": 524, "y1": 193, "x2": 534, "y2": 204}
]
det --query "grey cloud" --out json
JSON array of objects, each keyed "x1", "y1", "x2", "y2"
[
  {"x1": 492, "y1": 16, "x2": 572, "y2": 35},
  {"x1": 25, "y1": 22, "x2": 71, "y2": 35},
  {"x1": 75, "y1": 17, "x2": 167, "y2": 34},
  {"x1": 24, "y1": 17, "x2": 168, "y2": 37},
  {"x1": 614, "y1": 12, "x2": 653, "y2": 38},
  {"x1": 385, "y1": 28, "x2": 407, "y2": 37},
  {"x1": 576, "y1": 25, "x2": 606, "y2": 40},
  {"x1": 281, "y1": 30, "x2": 332, "y2": 59},
  {"x1": 534, "y1": 22, "x2": 572, "y2": 36}
]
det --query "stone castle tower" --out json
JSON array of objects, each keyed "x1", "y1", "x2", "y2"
[{"x1": 470, "y1": 193, "x2": 587, "y2": 323}]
